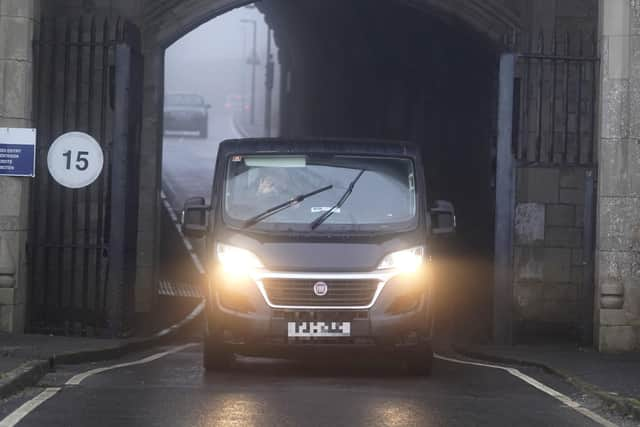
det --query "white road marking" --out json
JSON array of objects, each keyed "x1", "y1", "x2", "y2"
[
  {"x1": 434, "y1": 353, "x2": 618, "y2": 427},
  {"x1": 160, "y1": 189, "x2": 207, "y2": 275},
  {"x1": 0, "y1": 343, "x2": 197, "y2": 427},
  {"x1": 0, "y1": 388, "x2": 61, "y2": 427},
  {"x1": 152, "y1": 300, "x2": 205, "y2": 338}
]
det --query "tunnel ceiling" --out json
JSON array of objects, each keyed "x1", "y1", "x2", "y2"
[{"x1": 143, "y1": 0, "x2": 520, "y2": 49}]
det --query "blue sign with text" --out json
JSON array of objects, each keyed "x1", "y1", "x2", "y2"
[{"x1": 0, "y1": 128, "x2": 37, "y2": 177}]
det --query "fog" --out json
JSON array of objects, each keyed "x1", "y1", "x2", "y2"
[{"x1": 164, "y1": 3, "x2": 280, "y2": 125}]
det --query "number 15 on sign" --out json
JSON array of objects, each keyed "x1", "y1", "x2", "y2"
[{"x1": 47, "y1": 132, "x2": 104, "y2": 189}]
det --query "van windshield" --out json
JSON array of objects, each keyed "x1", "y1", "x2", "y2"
[{"x1": 223, "y1": 154, "x2": 418, "y2": 232}]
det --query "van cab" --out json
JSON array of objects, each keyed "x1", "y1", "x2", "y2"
[{"x1": 181, "y1": 138, "x2": 455, "y2": 375}]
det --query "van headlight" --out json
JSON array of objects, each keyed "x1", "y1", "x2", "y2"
[
  {"x1": 216, "y1": 243, "x2": 264, "y2": 276},
  {"x1": 377, "y1": 246, "x2": 424, "y2": 272}
]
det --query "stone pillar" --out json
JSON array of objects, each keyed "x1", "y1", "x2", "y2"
[
  {"x1": 0, "y1": 0, "x2": 39, "y2": 332},
  {"x1": 596, "y1": 0, "x2": 640, "y2": 351}
]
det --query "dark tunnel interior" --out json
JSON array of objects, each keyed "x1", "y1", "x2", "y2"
[{"x1": 259, "y1": 0, "x2": 500, "y2": 340}]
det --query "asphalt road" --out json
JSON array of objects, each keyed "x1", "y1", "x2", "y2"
[
  {"x1": 162, "y1": 111, "x2": 240, "y2": 211},
  {"x1": 0, "y1": 341, "x2": 627, "y2": 427},
  {"x1": 141, "y1": 113, "x2": 627, "y2": 427}
]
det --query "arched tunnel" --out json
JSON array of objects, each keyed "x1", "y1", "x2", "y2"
[
  {"x1": 261, "y1": 0, "x2": 500, "y2": 341},
  {"x1": 162, "y1": 0, "x2": 503, "y2": 342},
  {"x1": 262, "y1": 0, "x2": 498, "y2": 251}
]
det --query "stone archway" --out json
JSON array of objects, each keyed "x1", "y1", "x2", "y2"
[
  {"x1": 135, "y1": 0, "x2": 520, "y2": 332},
  {"x1": 133, "y1": 0, "x2": 522, "y2": 313}
]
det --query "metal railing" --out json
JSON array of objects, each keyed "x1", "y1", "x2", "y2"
[
  {"x1": 514, "y1": 31, "x2": 599, "y2": 166},
  {"x1": 28, "y1": 17, "x2": 142, "y2": 336}
]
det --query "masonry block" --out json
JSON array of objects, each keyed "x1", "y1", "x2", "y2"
[
  {"x1": 600, "y1": 309, "x2": 629, "y2": 326},
  {"x1": 0, "y1": 0, "x2": 38, "y2": 18},
  {"x1": 598, "y1": 325, "x2": 638, "y2": 352},
  {"x1": 605, "y1": 35, "x2": 631, "y2": 79},
  {"x1": 597, "y1": 250, "x2": 634, "y2": 288},
  {"x1": 545, "y1": 226, "x2": 583, "y2": 248},
  {"x1": 0, "y1": 178, "x2": 23, "y2": 217},
  {"x1": 632, "y1": 36, "x2": 640, "y2": 79},
  {"x1": 559, "y1": 168, "x2": 584, "y2": 190},
  {"x1": 0, "y1": 305, "x2": 12, "y2": 332},
  {"x1": 517, "y1": 168, "x2": 559, "y2": 203},
  {"x1": 546, "y1": 204, "x2": 575, "y2": 227},
  {"x1": 600, "y1": 139, "x2": 640, "y2": 197},
  {"x1": 515, "y1": 203, "x2": 545, "y2": 245},
  {"x1": 559, "y1": 188, "x2": 584, "y2": 205},
  {"x1": 598, "y1": 197, "x2": 640, "y2": 251},
  {"x1": 514, "y1": 283, "x2": 545, "y2": 320},
  {"x1": 0, "y1": 287, "x2": 13, "y2": 304},
  {"x1": 600, "y1": 79, "x2": 629, "y2": 139},
  {"x1": 0, "y1": 60, "x2": 32, "y2": 119},
  {"x1": 0, "y1": 16, "x2": 33, "y2": 61},
  {"x1": 544, "y1": 248, "x2": 572, "y2": 283},
  {"x1": 514, "y1": 246, "x2": 544, "y2": 282}
]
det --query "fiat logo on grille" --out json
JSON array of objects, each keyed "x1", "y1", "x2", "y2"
[{"x1": 313, "y1": 281, "x2": 328, "y2": 297}]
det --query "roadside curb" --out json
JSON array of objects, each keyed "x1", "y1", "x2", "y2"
[
  {"x1": 0, "y1": 300, "x2": 204, "y2": 400},
  {"x1": 454, "y1": 345, "x2": 640, "y2": 422}
]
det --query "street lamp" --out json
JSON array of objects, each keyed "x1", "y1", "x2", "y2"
[
  {"x1": 240, "y1": 18, "x2": 259, "y2": 125},
  {"x1": 264, "y1": 28, "x2": 274, "y2": 137}
]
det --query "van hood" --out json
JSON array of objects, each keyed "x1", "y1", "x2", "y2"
[{"x1": 218, "y1": 231, "x2": 423, "y2": 272}]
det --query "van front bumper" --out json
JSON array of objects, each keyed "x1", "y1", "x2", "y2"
[{"x1": 207, "y1": 269, "x2": 433, "y2": 354}]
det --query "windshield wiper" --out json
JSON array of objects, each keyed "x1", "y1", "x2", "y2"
[
  {"x1": 310, "y1": 170, "x2": 366, "y2": 230},
  {"x1": 243, "y1": 185, "x2": 333, "y2": 229}
]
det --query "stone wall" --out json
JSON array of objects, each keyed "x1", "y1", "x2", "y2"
[
  {"x1": 514, "y1": 167, "x2": 590, "y2": 335},
  {"x1": 595, "y1": 0, "x2": 640, "y2": 352},
  {"x1": 509, "y1": 0, "x2": 598, "y2": 340},
  {"x1": 0, "y1": 0, "x2": 38, "y2": 332}
]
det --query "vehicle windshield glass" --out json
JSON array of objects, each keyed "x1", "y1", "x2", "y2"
[
  {"x1": 223, "y1": 154, "x2": 417, "y2": 232},
  {"x1": 165, "y1": 94, "x2": 203, "y2": 106}
]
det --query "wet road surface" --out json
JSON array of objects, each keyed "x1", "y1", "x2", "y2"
[{"x1": 0, "y1": 341, "x2": 626, "y2": 427}]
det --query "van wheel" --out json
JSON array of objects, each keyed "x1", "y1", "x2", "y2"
[
  {"x1": 405, "y1": 343, "x2": 433, "y2": 376},
  {"x1": 203, "y1": 334, "x2": 233, "y2": 371}
]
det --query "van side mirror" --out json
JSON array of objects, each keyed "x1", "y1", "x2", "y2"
[
  {"x1": 430, "y1": 200, "x2": 456, "y2": 235},
  {"x1": 181, "y1": 197, "x2": 210, "y2": 239}
]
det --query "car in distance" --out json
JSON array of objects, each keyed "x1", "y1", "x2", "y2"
[
  {"x1": 181, "y1": 138, "x2": 456, "y2": 376},
  {"x1": 164, "y1": 93, "x2": 210, "y2": 138},
  {"x1": 224, "y1": 93, "x2": 250, "y2": 113}
]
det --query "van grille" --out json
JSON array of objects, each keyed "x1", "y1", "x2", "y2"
[{"x1": 262, "y1": 279, "x2": 379, "y2": 307}]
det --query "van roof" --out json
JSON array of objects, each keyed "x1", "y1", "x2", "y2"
[{"x1": 218, "y1": 137, "x2": 420, "y2": 157}]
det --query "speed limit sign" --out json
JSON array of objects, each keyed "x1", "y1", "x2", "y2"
[{"x1": 47, "y1": 132, "x2": 104, "y2": 189}]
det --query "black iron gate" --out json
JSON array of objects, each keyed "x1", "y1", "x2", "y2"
[
  {"x1": 514, "y1": 32, "x2": 598, "y2": 166},
  {"x1": 515, "y1": 32, "x2": 599, "y2": 344},
  {"x1": 28, "y1": 17, "x2": 143, "y2": 336}
]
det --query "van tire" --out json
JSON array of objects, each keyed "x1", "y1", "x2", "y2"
[
  {"x1": 405, "y1": 343, "x2": 433, "y2": 376},
  {"x1": 203, "y1": 334, "x2": 233, "y2": 371}
]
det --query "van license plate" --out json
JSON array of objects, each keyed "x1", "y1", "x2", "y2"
[{"x1": 287, "y1": 322, "x2": 351, "y2": 338}]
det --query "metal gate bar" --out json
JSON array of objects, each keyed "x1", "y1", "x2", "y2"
[
  {"x1": 28, "y1": 17, "x2": 140, "y2": 336},
  {"x1": 515, "y1": 31, "x2": 598, "y2": 167}
]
